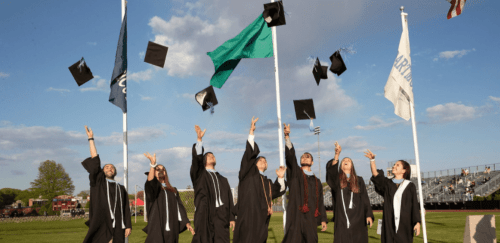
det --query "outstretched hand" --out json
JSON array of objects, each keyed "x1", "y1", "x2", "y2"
[
  {"x1": 364, "y1": 149, "x2": 375, "y2": 160},
  {"x1": 85, "y1": 126, "x2": 93, "y2": 139},
  {"x1": 276, "y1": 166, "x2": 286, "y2": 178},
  {"x1": 186, "y1": 223, "x2": 195, "y2": 235},
  {"x1": 283, "y1": 123, "x2": 290, "y2": 137},
  {"x1": 250, "y1": 116, "x2": 259, "y2": 135},
  {"x1": 335, "y1": 142, "x2": 341, "y2": 155},
  {"x1": 144, "y1": 152, "x2": 156, "y2": 166},
  {"x1": 195, "y1": 125, "x2": 206, "y2": 142}
]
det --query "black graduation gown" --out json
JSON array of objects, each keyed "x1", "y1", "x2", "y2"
[
  {"x1": 233, "y1": 141, "x2": 287, "y2": 243},
  {"x1": 326, "y1": 161, "x2": 374, "y2": 243},
  {"x1": 142, "y1": 177, "x2": 190, "y2": 243},
  {"x1": 190, "y1": 144, "x2": 235, "y2": 243},
  {"x1": 371, "y1": 170, "x2": 421, "y2": 243},
  {"x1": 282, "y1": 144, "x2": 328, "y2": 243},
  {"x1": 81, "y1": 155, "x2": 132, "y2": 243}
]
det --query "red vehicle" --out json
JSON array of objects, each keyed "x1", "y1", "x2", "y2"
[{"x1": 0, "y1": 207, "x2": 41, "y2": 218}]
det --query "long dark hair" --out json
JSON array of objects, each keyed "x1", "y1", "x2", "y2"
[
  {"x1": 339, "y1": 158, "x2": 360, "y2": 193},
  {"x1": 399, "y1": 160, "x2": 411, "y2": 180},
  {"x1": 156, "y1": 164, "x2": 176, "y2": 192}
]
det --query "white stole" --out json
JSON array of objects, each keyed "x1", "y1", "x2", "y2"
[
  {"x1": 393, "y1": 180, "x2": 410, "y2": 233},
  {"x1": 339, "y1": 164, "x2": 354, "y2": 228}
]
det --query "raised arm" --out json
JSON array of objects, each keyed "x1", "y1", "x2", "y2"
[
  {"x1": 283, "y1": 123, "x2": 300, "y2": 180},
  {"x1": 239, "y1": 117, "x2": 260, "y2": 180},
  {"x1": 85, "y1": 126, "x2": 97, "y2": 158},
  {"x1": 144, "y1": 152, "x2": 156, "y2": 181},
  {"x1": 190, "y1": 125, "x2": 206, "y2": 185},
  {"x1": 271, "y1": 166, "x2": 287, "y2": 199},
  {"x1": 326, "y1": 142, "x2": 342, "y2": 190},
  {"x1": 364, "y1": 149, "x2": 378, "y2": 177}
]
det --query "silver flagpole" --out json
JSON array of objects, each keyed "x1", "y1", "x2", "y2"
[
  {"x1": 269, "y1": 0, "x2": 286, "y2": 229},
  {"x1": 401, "y1": 6, "x2": 427, "y2": 243},
  {"x1": 121, "y1": 0, "x2": 129, "y2": 242}
]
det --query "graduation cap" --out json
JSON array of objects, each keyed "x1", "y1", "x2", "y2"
[
  {"x1": 293, "y1": 99, "x2": 316, "y2": 120},
  {"x1": 312, "y1": 58, "x2": 328, "y2": 86},
  {"x1": 68, "y1": 57, "x2": 94, "y2": 86},
  {"x1": 263, "y1": 1, "x2": 286, "y2": 27},
  {"x1": 195, "y1": 86, "x2": 218, "y2": 113},
  {"x1": 144, "y1": 41, "x2": 169, "y2": 68},
  {"x1": 329, "y1": 50, "x2": 347, "y2": 76}
]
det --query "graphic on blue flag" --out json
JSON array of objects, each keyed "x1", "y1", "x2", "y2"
[{"x1": 109, "y1": 9, "x2": 127, "y2": 113}]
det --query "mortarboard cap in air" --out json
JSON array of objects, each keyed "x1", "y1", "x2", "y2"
[
  {"x1": 195, "y1": 86, "x2": 218, "y2": 113},
  {"x1": 329, "y1": 50, "x2": 347, "y2": 76},
  {"x1": 263, "y1": 1, "x2": 286, "y2": 27},
  {"x1": 293, "y1": 99, "x2": 316, "y2": 120},
  {"x1": 144, "y1": 41, "x2": 169, "y2": 68},
  {"x1": 312, "y1": 58, "x2": 328, "y2": 85},
  {"x1": 69, "y1": 57, "x2": 94, "y2": 86}
]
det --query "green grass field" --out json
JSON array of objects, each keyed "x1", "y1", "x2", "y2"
[{"x1": 1, "y1": 212, "x2": 499, "y2": 242}]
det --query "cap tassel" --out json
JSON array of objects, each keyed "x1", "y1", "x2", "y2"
[
  {"x1": 77, "y1": 58, "x2": 86, "y2": 73},
  {"x1": 207, "y1": 102, "x2": 215, "y2": 114},
  {"x1": 299, "y1": 204, "x2": 310, "y2": 213},
  {"x1": 314, "y1": 208, "x2": 320, "y2": 217}
]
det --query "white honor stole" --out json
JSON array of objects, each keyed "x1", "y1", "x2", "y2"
[
  {"x1": 106, "y1": 179, "x2": 126, "y2": 229},
  {"x1": 393, "y1": 180, "x2": 410, "y2": 233},
  {"x1": 164, "y1": 190, "x2": 183, "y2": 231}
]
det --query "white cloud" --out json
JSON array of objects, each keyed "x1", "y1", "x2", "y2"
[
  {"x1": 46, "y1": 87, "x2": 70, "y2": 93},
  {"x1": 434, "y1": 48, "x2": 475, "y2": 61},
  {"x1": 79, "y1": 76, "x2": 109, "y2": 92},
  {"x1": 139, "y1": 51, "x2": 145, "y2": 59},
  {"x1": 355, "y1": 116, "x2": 408, "y2": 130},
  {"x1": 489, "y1": 96, "x2": 500, "y2": 103},
  {"x1": 0, "y1": 72, "x2": 10, "y2": 78},
  {"x1": 87, "y1": 42, "x2": 97, "y2": 46},
  {"x1": 129, "y1": 69, "x2": 154, "y2": 82},
  {"x1": 140, "y1": 95, "x2": 154, "y2": 101},
  {"x1": 426, "y1": 102, "x2": 478, "y2": 123}
]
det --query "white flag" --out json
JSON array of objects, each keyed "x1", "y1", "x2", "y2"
[{"x1": 384, "y1": 13, "x2": 413, "y2": 121}]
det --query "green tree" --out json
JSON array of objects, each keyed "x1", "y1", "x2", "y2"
[
  {"x1": 77, "y1": 190, "x2": 90, "y2": 198},
  {"x1": 30, "y1": 160, "x2": 75, "y2": 200},
  {"x1": 0, "y1": 188, "x2": 21, "y2": 209},
  {"x1": 128, "y1": 194, "x2": 135, "y2": 200},
  {"x1": 85, "y1": 201, "x2": 90, "y2": 208},
  {"x1": 15, "y1": 189, "x2": 38, "y2": 206}
]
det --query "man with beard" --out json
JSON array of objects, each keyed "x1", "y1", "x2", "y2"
[
  {"x1": 281, "y1": 123, "x2": 327, "y2": 243},
  {"x1": 326, "y1": 142, "x2": 374, "y2": 243},
  {"x1": 191, "y1": 125, "x2": 235, "y2": 243},
  {"x1": 81, "y1": 126, "x2": 132, "y2": 243},
  {"x1": 233, "y1": 117, "x2": 287, "y2": 243},
  {"x1": 142, "y1": 152, "x2": 195, "y2": 242}
]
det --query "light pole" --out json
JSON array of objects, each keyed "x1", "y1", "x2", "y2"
[{"x1": 314, "y1": 126, "x2": 321, "y2": 181}]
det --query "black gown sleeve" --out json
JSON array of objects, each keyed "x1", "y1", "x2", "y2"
[
  {"x1": 175, "y1": 189, "x2": 189, "y2": 233},
  {"x1": 410, "y1": 183, "x2": 421, "y2": 227},
  {"x1": 238, "y1": 141, "x2": 260, "y2": 181},
  {"x1": 271, "y1": 177, "x2": 286, "y2": 199},
  {"x1": 370, "y1": 169, "x2": 388, "y2": 196},
  {"x1": 81, "y1": 155, "x2": 102, "y2": 187},
  {"x1": 318, "y1": 179, "x2": 328, "y2": 223},
  {"x1": 190, "y1": 143, "x2": 205, "y2": 187},
  {"x1": 285, "y1": 144, "x2": 301, "y2": 182},
  {"x1": 359, "y1": 178, "x2": 374, "y2": 222},
  {"x1": 122, "y1": 185, "x2": 132, "y2": 229},
  {"x1": 326, "y1": 160, "x2": 339, "y2": 193}
]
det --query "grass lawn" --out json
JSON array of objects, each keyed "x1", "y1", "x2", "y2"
[{"x1": 1, "y1": 212, "x2": 499, "y2": 242}]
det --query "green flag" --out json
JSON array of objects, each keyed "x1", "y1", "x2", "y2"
[{"x1": 208, "y1": 14, "x2": 273, "y2": 88}]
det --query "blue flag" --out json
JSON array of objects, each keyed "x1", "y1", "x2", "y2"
[{"x1": 109, "y1": 9, "x2": 127, "y2": 113}]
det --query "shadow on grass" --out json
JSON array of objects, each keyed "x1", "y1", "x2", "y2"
[{"x1": 426, "y1": 221, "x2": 446, "y2": 226}]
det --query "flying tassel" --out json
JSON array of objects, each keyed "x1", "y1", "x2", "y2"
[
  {"x1": 77, "y1": 57, "x2": 86, "y2": 73},
  {"x1": 208, "y1": 102, "x2": 215, "y2": 114}
]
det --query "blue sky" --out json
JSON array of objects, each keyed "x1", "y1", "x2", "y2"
[{"x1": 1, "y1": 0, "x2": 499, "y2": 196}]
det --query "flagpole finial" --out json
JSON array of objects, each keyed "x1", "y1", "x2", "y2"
[{"x1": 400, "y1": 6, "x2": 404, "y2": 12}]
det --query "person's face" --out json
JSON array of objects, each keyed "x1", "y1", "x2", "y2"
[
  {"x1": 256, "y1": 158, "x2": 268, "y2": 172},
  {"x1": 206, "y1": 153, "x2": 216, "y2": 167},
  {"x1": 103, "y1": 164, "x2": 115, "y2": 179},
  {"x1": 300, "y1": 153, "x2": 313, "y2": 166},
  {"x1": 392, "y1": 161, "x2": 406, "y2": 177},
  {"x1": 341, "y1": 158, "x2": 352, "y2": 173},
  {"x1": 155, "y1": 165, "x2": 166, "y2": 180}
]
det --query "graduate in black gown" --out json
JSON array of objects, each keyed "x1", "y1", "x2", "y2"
[
  {"x1": 326, "y1": 142, "x2": 374, "y2": 243},
  {"x1": 281, "y1": 123, "x2": 328, "y2": 243},
  {"x1": 233, "y1": 117, "x2": 287, "y2": 243},
  {"x1": 81, "y1": 126, "x2": 132, "y2": 243},
  {"x1": 190, "y1": 125, "x2": 236, "y2": 243},
  {"x1": 365, "y1": 149, "x2": 421, "y2": 243},
  {"x1": 142, "y1": 152, "x2": 195, "y2": 242}
]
